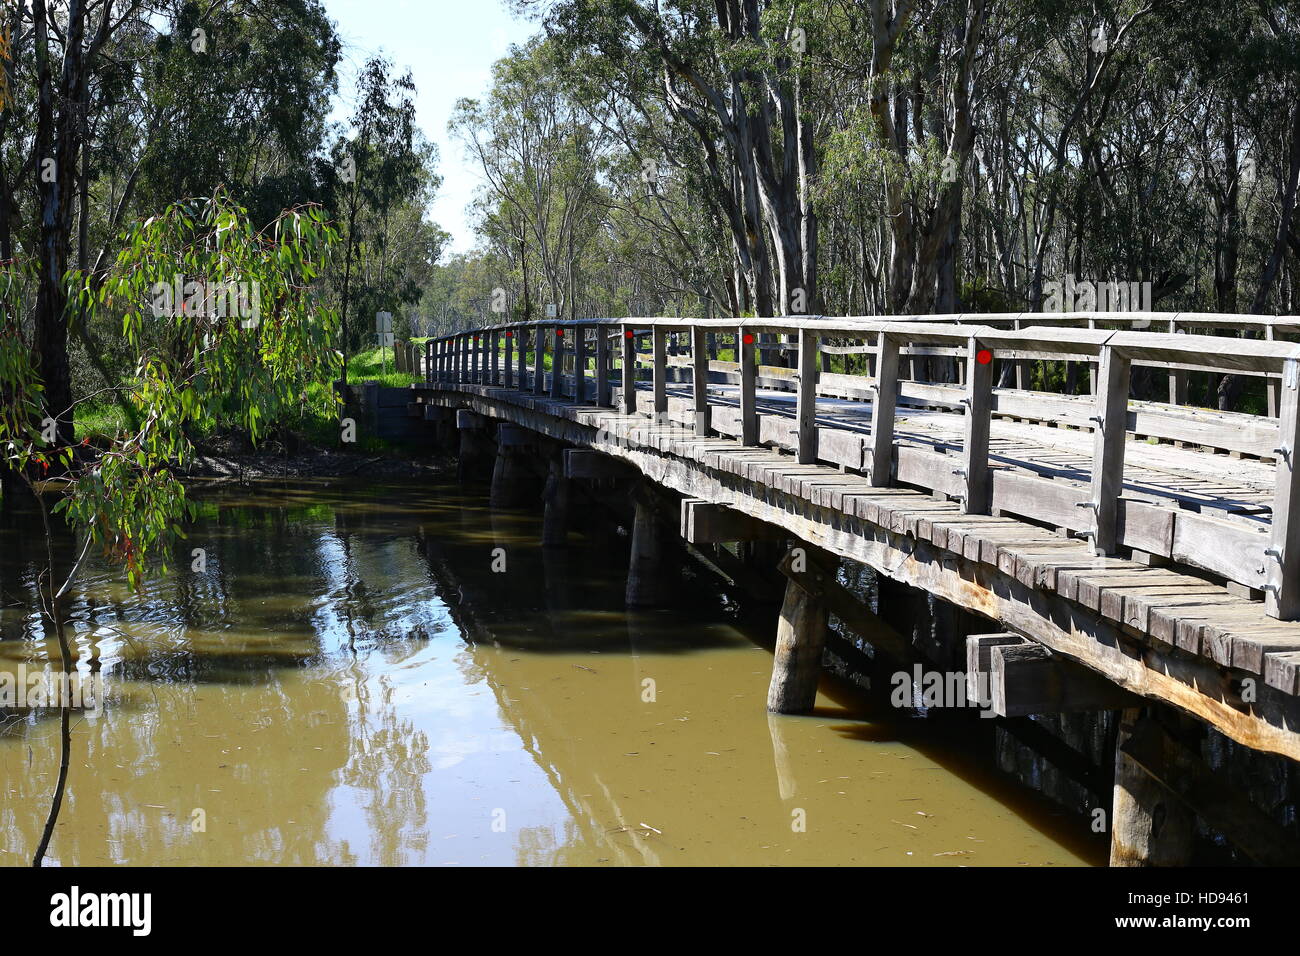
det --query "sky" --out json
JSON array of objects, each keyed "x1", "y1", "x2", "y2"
[{"x1": 323, "y1": 0, "x2": 538, "y2": 255}]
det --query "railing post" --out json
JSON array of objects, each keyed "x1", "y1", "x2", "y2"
[
  {"x1": 797, "y1": 327, "x2": 819, "y2": 464},
  {"x1": 1267, "y1": 322, "x2": 1280, "y2": 418},
  {"x1": 621, "y1": 324, "x2": 638, "y2": 414},
  {"x1": 1088, "y1": 316, "x2": 1099, "y2": 395},
  {"x1": 425, "y1": 340, "x2": 433, "y2": 385},
  {"x1": 652, "y1": 324, "x2": 668, "y2": 418},
  {"x1": 1268, "y1": 357, "x2": 1300, "y2": 618},
  {"x1": 960, "y1": 336, "x2": 994, "y2": 514},
  {"x1": 458, "y1": 334, "x2": 468, "y2": 384},
  {"x1": 1091, "y1": 344, "x2": 1131, "y2": 554},
  {"x1": 596, "y1": 324, "x2": 611, "y2": 407},
  {"x1": 490, "y1": 330, "x2": 500, "y2": 385},
  {"x1": 533, "y1": 324, "x2": 547, "y2": 395},
  {"x1": 869, "y1": 333, "x2": 899, "y2": 486},
  {"x1": 739, "y1": 327, "x2": 758, "y2": 445},
  {"x1": 518, "y1": 326, "x2": 529, "y2": 390},
  {"x1": 692, "y1": 325, "x2": 710, "y2": 434},
  {"x1": 1168, "y1": 317, "x2": 1187, "y2": 406},
  {"x1": 550, "y1": 325, "x2": 565, "y2": 399},
  {"x1": 471, "y1": 333, "x2": 481, "y2": 384},
  {"x1": 575, "y1": 324, "x2": 589, "y2": 402},
  {"x1": 503, "y1": 328, "x2": 514, "y2": 389}
]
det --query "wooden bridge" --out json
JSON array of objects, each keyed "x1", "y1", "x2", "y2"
[{"x1": 413, "y1": 311, "x2": 1300, "y2": 866}]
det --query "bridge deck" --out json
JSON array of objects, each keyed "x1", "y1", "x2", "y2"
[
  {"x1": 416, "y1": 376, "x2": 1300, "y2": 761},
  {"x1": 705, "y1": 381, "x2": 1277, "y2": 528}
]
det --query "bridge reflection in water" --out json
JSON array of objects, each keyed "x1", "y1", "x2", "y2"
[{"x1": 0, "y1": 482, "x2": 1099, "y2": 866}]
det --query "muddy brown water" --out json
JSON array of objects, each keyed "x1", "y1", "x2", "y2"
[{"x1": 0, "y1": 481, "x2": 1103, "y2": 866}]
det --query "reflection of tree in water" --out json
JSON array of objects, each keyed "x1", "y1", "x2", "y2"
[{"x1": 0, "y1": 484, "x2": 454, "y2": 864}]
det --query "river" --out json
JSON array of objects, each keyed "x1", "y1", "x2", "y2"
[{"x1": 0, "y1": 480, "x2": 1102, "y2": 866}]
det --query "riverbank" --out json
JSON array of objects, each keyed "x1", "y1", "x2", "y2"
[{"x1": 186, "y1": 431, "x2": 452, "y2": 482}]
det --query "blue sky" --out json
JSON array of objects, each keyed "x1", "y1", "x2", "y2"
[{"x1": 324, "y1": 0, "x2": 537, "y2": 254}]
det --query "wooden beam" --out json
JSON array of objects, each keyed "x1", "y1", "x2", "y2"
[
  {"x1": 596, "y1": 326, "x2": 611, "y2": 407},
  {"x1": 965, "y1": 633, "x2": 1024, "y2": 708},
  {"x1": 563, "y1": 448, "x2": 638, "y2": 480},
  {"x1": 620, "y1": 325, "x2": 637, "y2": 415},
  {"x1": 652, "y1": 325, "x2": 668, "y2": 416},
  {"x1": 575, "y1": 324, "x2": 589, "y2": 402},
  {"x1": 692, "y1": 325, "x2": 710, "y2": 434},
  {"x1": 550, "y1": 326, "x2": 565, "y2": 399},
  {"x1": 970, "y1": 637, "x2": 1138, "y2": 717},
  {"x1": 1120, "y1": 714, "x2": 1300, "y2": 865},
  {"x1": 1268, "y1": 356, "x2": 1300, "y2": 619},
  {"x1": 533, "y1": 325, "x2": 546, "y2": 395},
  {"x1": 797, "y1": 328, "x2": 819, "y2": 465},
  {"x1": 740, "y1": 329, "x2": 758, "y2": 445},
  {"x1": 869, "y1": 333, "x2": 899, "y2": 486},
  {"x1": 681, "y1": 499, "x2": 782, "y2": 544},
  {"x1": 961, "y1": 337, "x2": 993, "y2": 513},
  {"x1": 1092, "y1": 344, "x2": 1131, "y2": 554},
  {"x1": 455, "y1": 409, "x2": 486, "y2": 430},
  {"x1": 767, "y1": 546, "x2": 836, "y2": 714},
  {"x1": 1110, "y1": 709, "x2": 1195, "y2": 866},
  {"x1": 503, "y1": 328, "x2": 514, "y2": 389}
]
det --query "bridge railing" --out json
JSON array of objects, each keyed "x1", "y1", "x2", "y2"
[{"x1": 426, "y1": 314, "x2": 1300, "y2": 620}]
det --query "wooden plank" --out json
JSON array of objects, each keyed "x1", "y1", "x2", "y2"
[{"x1": 1091, "y1": 344, "x2": 1131, "y2": 553}]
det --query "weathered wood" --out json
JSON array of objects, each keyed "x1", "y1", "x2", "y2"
[
  {"x1": 740, "y1": 329, "x2": 758, "y2": 445},
  {"x1": 596, "y1": 326, "x2": 611, "y2": 407},
  {"x1": 563, "y1": 447, "x2": 637, "y2": 480},
  {"x1": 503, "y1": 328, "x2": 514, "y2": 389},
  {"x1": 869, "y1": 334, "x2": 900, "y2": 486},
  {"x1": 767, "y1": 546, "x2": 836, "y2": 714},
  {"x1": 1120, "y1": 715, "x2": 1300, "y2": 865},
  {"x1": 1268, "y1": 356, "x2": 1300, "y2": 619},
  {"x1": 550, "y1": 326, "x2": 565, "y2": 400},
  {"x1": 1110, "y1": 709, "x2": 1196, "y2": 867},
  {"x1": 797, "y1": 328, "x2": 819, "y2": 465},
  {"x1": 518, "y1": 327, "x2": 529, "y2": 390},
  {"x1": 652, "y1": 325, "x2": 668, "y2": 416},
  {"x1": 980, "y1": 638, "x2": 1138, "y2": 716},
  {"x1": 1091, "y1": 345, "x2": 1132, "y2": 554},
  {"x1": 533, "y1": 325, "x2": 547, "y2": 395},
  {"x1": 626, "y1": 483, "x2": 674, "y2": 607},
  {"x1": 575, "y1": 324, "x2": 589, "y2": 402},
  {"x1": 620, "y1": 325, "x2": 637, "y2": 415},
  {"x1": 691, "y1": 325, "x2": 710, "y2": 434},
  {"x1": 965, "y1": 633, "x2": 1028, "y2": 707},
  {"x1": 681, "y1": 499, "x2": 781, "y2": 544},
  {"x1": 960, "y1": 337, "x2": 994, "y2": 514}
]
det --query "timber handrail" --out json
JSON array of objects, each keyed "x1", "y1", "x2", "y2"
[{"x1": 424, "y1": 313, "x2": 1300, "y2": 620}]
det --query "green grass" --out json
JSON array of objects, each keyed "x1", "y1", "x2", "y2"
[
  {"x1": 74, "y1": 402, "x2": 130, "y2": 440},
  {"x1": 345, "y1": 346, "x2": 421, "y2": 387}
]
